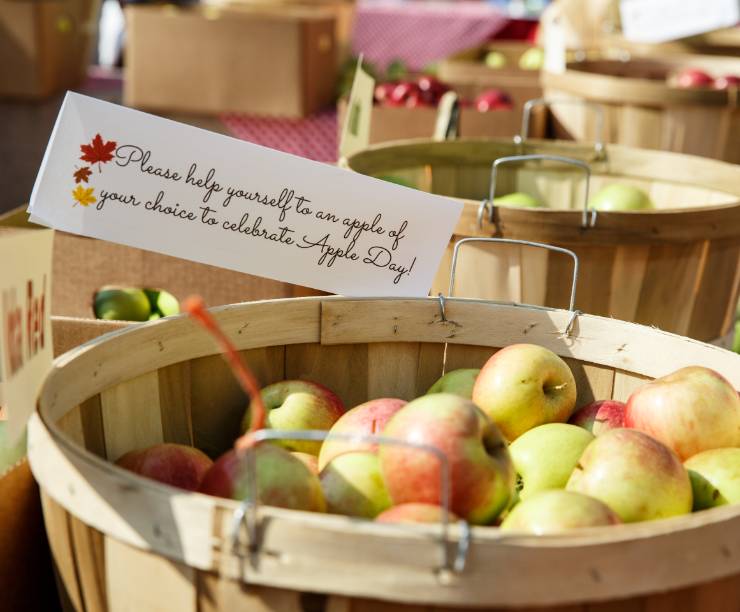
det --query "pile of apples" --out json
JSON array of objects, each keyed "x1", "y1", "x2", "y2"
[
  {"x1": 116, "y1": 342, "x2": 740, "y2": 534},
  {"x1": 93, "y1": 285, "x2": 180, "y2": 321},
  {"x1": 496, "y1": 182, "x2": 655, "y2": 212},
  {"x1": 374, "y1": 75, "x2": 513, "y2": 113},
  {"x1": 482, "y1": 47, "x2": 544, "y2": 71},
  {"x1": 670, "y1": 68, "x2": 740, "y2": 90}
]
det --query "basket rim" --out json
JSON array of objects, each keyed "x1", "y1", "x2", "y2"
[{"x1": 30, "y1": 296, "x2": 740, "y2": 606}]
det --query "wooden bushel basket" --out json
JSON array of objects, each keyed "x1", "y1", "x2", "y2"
[
  {"x1": 541, "y1": 54, "x2": 740, "y2": 163},
  {"x1": 343, "y1": 135, "x2": 740, "y2": 347},
  {"x1": 28, "y1": 293, "x2": 740, "y2": 611}
]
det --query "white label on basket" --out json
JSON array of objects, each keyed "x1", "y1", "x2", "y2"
[
  {"x1": 620, "y1": 0, "x2": 739, "y2": 43},
  {"x1": 28, "y1": 93, "x2": 462, "y2": 297},
  {"x1": 339, "y1": 59, "x2": 375, "y2": 159},
  {"x1": 0, "y1": 229, "x2": 54, "y2": 443}
]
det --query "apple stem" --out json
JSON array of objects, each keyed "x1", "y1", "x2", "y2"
[{"x1": 183, "y1": 296, "x2": 265, "y2": 453}]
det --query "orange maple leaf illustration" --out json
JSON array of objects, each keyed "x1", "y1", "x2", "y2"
[
  {"x1": 73, "y1": 166, "x2": 92, "y2": 183},
  {"x1": 72, "y1": 185, "x2": 97, "y2": 207},
  {"x1": 80, "y1": 134, "x2": 117, "y2": 170}
]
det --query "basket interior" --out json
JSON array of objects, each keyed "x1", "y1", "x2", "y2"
[{"x1": 349, "y1": 141, "x2": 738, "y2": 210}]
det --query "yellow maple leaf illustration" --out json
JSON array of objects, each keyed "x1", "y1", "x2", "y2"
[{"x1": 72, "y1": 184, "x2": 96, "y2": 207}]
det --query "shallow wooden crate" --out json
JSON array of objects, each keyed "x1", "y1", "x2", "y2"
[
  {"x1": 28, "y1": 296, "x2": 740, "y2": 611},
  {"x1": 542, "y1": 54, "x2": 740, "y2": 163},
  {"x1": 344, "y1": 138, "x2": 740, "y2": 346}
]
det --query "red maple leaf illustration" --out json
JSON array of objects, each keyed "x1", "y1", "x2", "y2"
[
  {"x1": 73, "y1": 166, "x2": 92, "y2": 183},
  {"x1": 80, "y1": 134, "x2": 117, "y2": 170}
]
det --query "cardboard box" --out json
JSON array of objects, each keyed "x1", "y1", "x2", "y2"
[
  {"x1": 0, "y1": 0, "x2": 98, "y2": 99},
  {"x1": 124, "y1": 4, "x2": 338, "y2": 117},
  {"x1": 437, "y1": 42, "x2": 543, "y2": 112},
  {"x1": 0, "y1": 208, "x2": 323, "y2": 355},
  {"x1": 337, "y1": 99, "x2": 546, "y2": 145}
]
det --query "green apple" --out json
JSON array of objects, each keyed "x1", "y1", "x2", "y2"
[
  {"x1": 685, "y1": 448, "x2": 740, "y2": 510},
  {"x1": 472, "y1": 344, "x2": 577, "y2": 441},
  {"x1": 484, "y1": 51, "x2": 507, "y2": 69},
  {"x1": 0, "y1": 421, "x2": 26, "y2": 475},
  {"x1": 378, "y1": 175, "x2": 417, "y2": 189},
  {"x1": 93, "y1": 286, "x2": 151, "y2": 321},
  {"x1": 426, "y1": 368, "x2": 480, "y2": 399},
  {"x1": 518, "y1": 47, "x2": 544, "y2": 71},
  {"x1": 509, "y1": 423, "x2": 594, "y2": 500},
  {"x1": 501, "y1": 490, "x2": 621, "y2": 533},
  {"x1": 588, "y1": 184, "x2": 654, "y2": 212},
  {"x1": 493, "y1": 192, "x2": 543, "y2": 209},
  {"x1": 320, "y1": 452, "x2": 392, "y2": 518},
  {"x1": 241, "y1": 380, "x2": 345, "y2": 456},
  {"x1": 144, "y1": 288, "x2": 180, "y2": 318},
  {"x1": 566, "y1": 428, "x2": 692, "y2": 522}
]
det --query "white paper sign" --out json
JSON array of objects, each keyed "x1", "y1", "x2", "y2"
[
  {"x1": 620, "y1": 0, "x2": 740, "y2": 44},
  {"x1": 0, "y1": 229, "x2": 54, "y2": 443},
  {"x1": 29, "y1": 93, "x2": 462, "y2": 297}
]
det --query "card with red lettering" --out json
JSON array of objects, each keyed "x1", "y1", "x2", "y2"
[
  {"x1": 28, "y1": 93, "x2": 462, "y2": 297},
  {"x1": 0, "y1": 229, "x2": 54, "y2": 442}
]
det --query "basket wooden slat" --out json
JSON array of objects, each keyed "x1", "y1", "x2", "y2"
[
  {"x1": 29, "y1": 296, "x2": 740, "y2": 610},
  {"x1": 344, "y1": 139, "x2": 740, "y2": 345}
]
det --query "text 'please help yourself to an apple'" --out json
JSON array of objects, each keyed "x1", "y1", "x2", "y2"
[{"x1": 29, "y1": 94, "x2": 462, "y2": 297}]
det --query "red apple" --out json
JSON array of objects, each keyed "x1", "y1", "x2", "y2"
[
  {"x1": 389, "y1": 82, "x2": 420, "y2": 107},
  {"x1": 374, "y1": 82, "x2": 397, "y2": 105},
  {"x1": 199, "y1": 444, "x2": 326, "y2": 512},
  {"x1": 566, "y1": 428, "x2": 692, "y2": 522},
  {"x1": 320, "y1": 452, "x2": 392, "y2": 518},
  {"x1": 417, "y1": 75, "x2": 450, "y2": 106},
  {"x1": 673, "y1": 68, "x2": 714, "y2": 89},
  {"x1": 317, "y1": 398, "x2": 407, "y2": 471},
  {"x1": 241, "y1": 379, "x2": 345, "y2": 455},
  {"x1": 116, "y1": 443, "x2": 213, "y2": 491},
  {"x1": 474, "y1": 89, "x2": 512, "y2": 112},
  {"x1": 569, "y1": 400, "x2": 626, "y2": 436},
  {"x1": 472, "y1": 344, "x2": 577, "y2": 441},
  {"x1": 625, "y1": 366, "x2": 740, "y2": 461},
  {"x1": 713, "y1": 75, "x2": 740, "y2": 90},
  {"x1": 376, "y1": 503, "x2": 458, "y2": 524},
  {"x1": 378, "y1": 393, "x2": 515, "y2": 525}
]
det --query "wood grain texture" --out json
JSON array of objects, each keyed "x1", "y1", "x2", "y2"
[
  {"x1": 69, "y1": 515, "x2": 107, "y2": 612},
  {"x1": 158, "y1": 361, "x2": 193, "y2": 445},
  {"x1": 79, "y1": 394, "x2": 107, "y2": 459},
  {"x1": 106, "y1": 536, "x2": 197, "y2": 612},
  {"x1": 100, "y1": 370, "x2": 164, "y2": 462}
]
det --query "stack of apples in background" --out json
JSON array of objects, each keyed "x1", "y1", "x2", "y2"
[
  {"x1": 493, "y1": 182, "x2": 655, "y2": 211},
  {"x1": 670, "y1": 68, "x2": 740, "y2": 90},
  {"x1": 115, "y1": 339, "x2": 740, "y2": 534},
  {"x1": 373, "y1": 75, "x2": 513, "y2": 113},
  {"x1": 94, "y1": 285, "x2": 180, "y2": 321}
]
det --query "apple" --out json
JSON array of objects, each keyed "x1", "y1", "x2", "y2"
[
  {"x1": 673, "y1": 67, "x2": 714, "y2": 89},
  {"x1": 390, "y1": 82, "x2": 420, "y2": 107},
  {"x1": 509, "y1": 423, "x2": 594, "y2": 500},
  {"x1": 501, "y1": 490, "x2": 621, "y2": 533},
  {"x1": 714, "y1": 75, "x2": 740, "y2": 90},
  {"x1": 474, "y1": 89, "x2": 513, "y2": 112},
  {"x1": 292, "y1": 452, "x2": 319, "y2": 475},
  {"x1": 143, "y1": 288, "x2": 180, "y2": 318},
  {"x1": 484, "y1": 51, "x2": 507, "y2": 69},
  {"x1": 493, "y1": 192, "x2": 542, "y2": 208},
  {"x1": 378, "y1": 393, "x2": 515, "y2": 525},
  {"x1": 0, "y1": 419, "x2": 26, "y2": 475},
  {"x1": 569, "y1": 400, "x2": 626, "y2": 436},
  {"x1": 518, "y1": 47, "x2": 544, "y2": 71},
  {"x1": 588, "y1": 184, "x2": 654, "y2": 212},
  {"x1": 426, "y1": 368, "x2": 479, "y2": 399},
  {"x1": 684, "y1": 448, "x2": 740, "y2": 510},
  {"x1": 625, "y1": 366, "x2": 740, "y2": 461},
  {"x1": 417, "y1": 75, "x2": 450, "y2": 106},
  {"x1": 115, "y1": 443, "x2": 213, "y2": 491},
  {"x1": 94, "y1": 286, "x2": 151, "y2": 321},
  {"x1": 320, "y1": 452, "x2": 392, "y2": 518},
  {"x1": 378, "y1": 175, "x2": 417, "y2": 189},
  {"x1": 472, "y1": 344, "x2": 577, "y2": 441},
  {"x1": 376, "y1": 503, "x2": 458, "y2": 524},
  {"x1": 199, "y1": 444, "x2": 326, "y2": 512},
  {"x1": 374, "y1": 82, "x2": 396, "y2": 105},
  {"x1": 566, "y1": 428, "x2": 692, "y2": 522},
  {"x1": 317, "y1": 397, "x2": 406, "y2": 471},
  {"x1": 240, "y1": 380, "x2": 345, "y2": 456}
]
